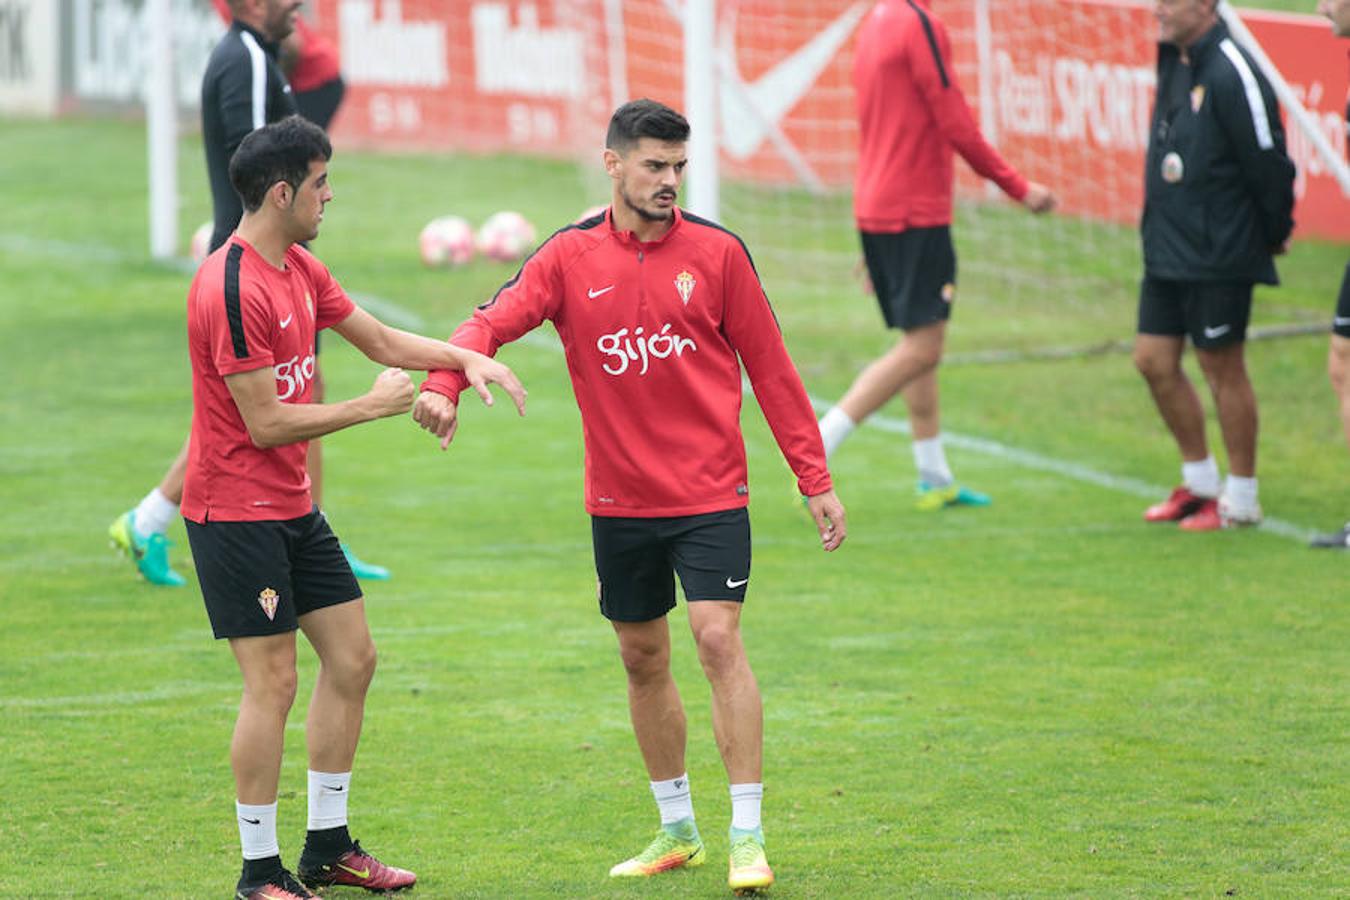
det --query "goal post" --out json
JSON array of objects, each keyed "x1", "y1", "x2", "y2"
[{"x1": 145, "y1": 0, "x2": 177, "y2": 260}]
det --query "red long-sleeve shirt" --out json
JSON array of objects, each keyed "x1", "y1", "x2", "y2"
[
  {"x1": 422, "y1": 208, "x2": 832, "y2": 518},
  {"x1": 853, "y1": 0, "x2": 1028, "y2": 232}
]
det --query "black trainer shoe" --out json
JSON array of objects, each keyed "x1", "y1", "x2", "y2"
[{"x1": 1310, "y1": 523, "x2": 1350, "y2": 550}]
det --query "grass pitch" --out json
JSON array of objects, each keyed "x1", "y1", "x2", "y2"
[{"x1": 1, "y1": 117, "x2": 1348, "y2": 898}]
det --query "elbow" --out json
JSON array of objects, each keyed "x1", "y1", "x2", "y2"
[
  {"x1": 244, "y1": 419, "x2": 284, "y2": 449},
  {"x1": 248, "y1": 430, "x2": 281, "y2": 450}
]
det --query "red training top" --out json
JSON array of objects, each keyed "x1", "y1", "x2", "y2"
[
  {"x1": 852, "y1": 0, "x2": 1028, "y2": 232},
  {"x1": 183, "y1": 236, "x2": 354, "y2": 523},
  {"x1": 210, "y1": 0, "x2": 341, "y2": 92},
  {"x1": 422, "y1": 208, "x2": 832, "y2": 518}
]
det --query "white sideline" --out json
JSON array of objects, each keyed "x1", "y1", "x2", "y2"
[{"x1": 4, "y1": 234, "x2": 1316, "y2": 543}]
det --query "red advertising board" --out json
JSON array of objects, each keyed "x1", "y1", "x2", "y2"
[{"x1": 309, "y1": 0, "x2": 1350, "y2": 241}]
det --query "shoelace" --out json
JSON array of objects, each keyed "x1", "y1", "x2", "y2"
[
  {"x1": 637, "y1": 831, "x2": 690, "y2": 862},
  {"x1": 729, "y1": 836, "x2": 764, "y2": 868}
]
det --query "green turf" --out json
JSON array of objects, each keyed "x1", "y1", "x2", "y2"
[{"x1": 2, "y1": 113, "x2": 1348, "y2": 899}]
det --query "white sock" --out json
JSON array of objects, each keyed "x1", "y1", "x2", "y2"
[
  {"x1": 237, "y1": 800, "x2": 280, "y2": 861},
  {"x1": 1225, "y1": 474, "x2": 1259, "y2": 509},
  {"x1": 133, "y1": 487, "x2": 178, "y2": 536},
  {"x1": 651, "y1": 774, "x2": 695, "y2": 826},
  {"x1": 912, "y1": 437, "x2": 953, "y2": 488},
  {"x1": 729, "y1": 783, "x2": 763, "y2": 833},
  {"x1": 307, "y1": 770, "x2": 351, "y2": 831},
  {"x1": 1181, "y1": 457, "x2": 1221, "y2": 499},
  {"x1": 818, "y1": 407, "x2": 856, "y2": 460}
]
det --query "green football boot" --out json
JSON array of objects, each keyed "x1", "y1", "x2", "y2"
[{"x1": 108, "y1": 510, "x2": 186, "y2": 587}]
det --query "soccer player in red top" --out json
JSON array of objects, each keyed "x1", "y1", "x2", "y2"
[
  {"x1": 185, "y1": 116, "x2": 525, "y2": 900},
  {"x1": 815, "y1": 0, "x2": 1054, "y2": 510},
  {"x1": 413, "y1": 99, "x2": 845, "y2": 895},
  {"x1": 1312, "y1": 0, "x2": 1350, "y2": 549}
]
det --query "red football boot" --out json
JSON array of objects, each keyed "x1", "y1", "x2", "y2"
[
  {"x1": 1177, "y1": 499, "x2": 1222, "y2": 531},
  {"x1": 1144, "y1": 486, "x2": 1208, "y2": 522},
  {"x1": 298, "y1": 841, "x2": 416, "y2": 893}
]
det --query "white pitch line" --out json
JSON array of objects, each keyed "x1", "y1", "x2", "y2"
[{"x1": 5, "y1": 234, "x2": 1316, "y2": 543}]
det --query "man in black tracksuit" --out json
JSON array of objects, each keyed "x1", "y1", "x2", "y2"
[
  {"x1": 202, "y1": 1, "x2": 299, "y2": 252},
  {"x1": 1134, "y1": 0, "x2": 1295, "y2": 533}
]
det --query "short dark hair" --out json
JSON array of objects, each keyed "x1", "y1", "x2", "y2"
[
  {"x1": 606, "y1": 99, "x2": 690, "y2": 153},
  {"x1": 229, "y1": 115, "x2": 333, "y2": 212}
]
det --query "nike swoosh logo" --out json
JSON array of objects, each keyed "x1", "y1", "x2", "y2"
[
  {"x1": 718, "y1": 3, "x2": 868, "y2": 161},
  {"x1": 1203, "y1": 324, "x2": 1231, "y2": 339},
  {"x1": 1335, "y1": 316, "x2": 1350, "y2": 327},
  {"x1": 240, "y1": 817, "x2": 262, "y2": 825},
  {"x1": 337, "y1": 863, "x2": 372, "y2": 879},
  {"x1": 279, "y1": 314, "x2": 293, "y2": 329},
  {"x1": 323, "y1": 784, "x2": 345, "y2": 791},
  {"x1": 588, "y1": 285, "x2": 615, "y2": 299},
  {"x1": 726, "y1": 577, "x2": 749, "y2": 589}
]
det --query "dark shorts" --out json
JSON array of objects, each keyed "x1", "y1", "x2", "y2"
[
  {"x1": 1335, "y1": 262, "x2": 1350, "y2": 339},
  {"x1": 1138, "y1": 276, "x2": 1253, "y2": 350},
  {"x1": 185, "y1": 508, "x2": 362, "y2": 639},
  {"x1": 295, "y1": 76, "x2": 346, "y2": 131},
  {"x1": 860, "y1": 226, "x2": 957, "y2": 331},
  {"x1": 592, "y1": 508, "x2": 751, "y2": 623}
]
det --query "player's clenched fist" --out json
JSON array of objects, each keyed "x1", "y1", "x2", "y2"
[
  {"x1": 367, "y1": 367, "x2": 416, "y2": 417},
  {"x1": 412, "y1": 390, "x2": 460, "y2": 450}
]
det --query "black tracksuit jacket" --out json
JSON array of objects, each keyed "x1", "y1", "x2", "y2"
[{"x1": 1141, "y1": 21, "x2": 1295, "y2": 285}]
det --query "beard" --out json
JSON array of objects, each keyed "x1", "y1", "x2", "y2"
[{"x1": 620, "y1": 185, "x2": 676, "y2": 222}]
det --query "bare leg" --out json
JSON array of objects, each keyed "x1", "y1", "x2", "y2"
[
  {"x1": 1195, "y1": 343, "x2": 1258, "y2": 478},
  {"x1": 687, "y1": 601, "x2": 761, "y2": 784},
  {"x1": 1133, "y1": 334, "x2": 1210, "y2": 462},
  {"x1": 159, "y1": 437, "x2": 190, "y2": 505},
  {"x1": 1331, "y1": 335, "x2": 1350, "y2": 452},
  {"x1": 901, "y1": 370, "x2": 941, "y2": 442},
  {"x1": 838, "y1": 322, "x2": 946, "y2": 425},
  {"x1": 612, "y1": 616, "x2": 686, "y2": 781},
  {"x1": 229, "y1": 632, "x2": 300, "y2": 804},
  {"x1": 299, "y1": 598, "x2": 376, "y2": 773}
]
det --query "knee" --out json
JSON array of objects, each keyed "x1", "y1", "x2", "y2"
[
  {"x1": 694, "y1": 625, "x2": 744, "y2": 678},
  {"x1": 1133, "y1": 346, "x2": 1175, "y2": 383},
  {"x1": 248, "y1": 664, "x2": 299, "y2": 715},
  {"x1": 337, "y1": 639, "x2": 377, "y2": 694},
  {"x1": 618, "y1": 640, "x2": 669, "y2": 683}
]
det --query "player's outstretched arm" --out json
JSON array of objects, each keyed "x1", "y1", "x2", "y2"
[
  {"x1": 226, "y1": 365, "x2": 415, "y2": 449},
  {"x1": 332, "y1": 307, "x2": 527, "y2": 416},
  {"x1": 806, "y1": 489, "x2": 847, "y2": 552},
  {"x1": 1020, "y1": 182, "x2": 1056, "y2": 214}
]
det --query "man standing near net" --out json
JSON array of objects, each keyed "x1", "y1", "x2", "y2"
[
  {"x1": 814, "y1": 0, "x2": 1054, "y2": 511},
  {"x1": 1135, "y1": 0, "x2": 1295, "y2": 531},
  {"x1": 110, "y1": 0, "x2": 385, "y2": 585},
  {"x1": 1311, "y1": 0, "x2": 1350, "y2": 549},
  {"x1": 413, "y1": 99, "x2": 845, "y2": 895},
  {"x1": 186, "y1": 116, "x2": 524, "y2": 899}
]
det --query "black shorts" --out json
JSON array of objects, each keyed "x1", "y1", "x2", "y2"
[
  {"x1": 1335, "y1": 262, "x2": 1350, "y2": 339},
  {"x1": 592, "y1": 508, "x2": 751, "y2": 623},
  {"x1": 860, "y1": 226, "x2": 957, "y2": 331},
  {"x1": 185, "y1": 508, "x2": 362, "y2": 639},
  {"x1": 1137, "y1": 276, "x2": 1252, "y2": 349},
  {"x1": 295, "y1": 76, "x2": 346, "y2": 131}
]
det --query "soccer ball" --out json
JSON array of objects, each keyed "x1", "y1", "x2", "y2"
[
  {"x1": 190, "y1": 221, "x2": 213, "y2": 265},
  {"x1": 419, "y1": 216, "x2": 476, "y2": 267},
  {"x1": 476, "y1": 210, "x2": 537, "y2": 263},
  {"x1": 575, "y1": 204, "x2": 608, "y2": 224}
]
